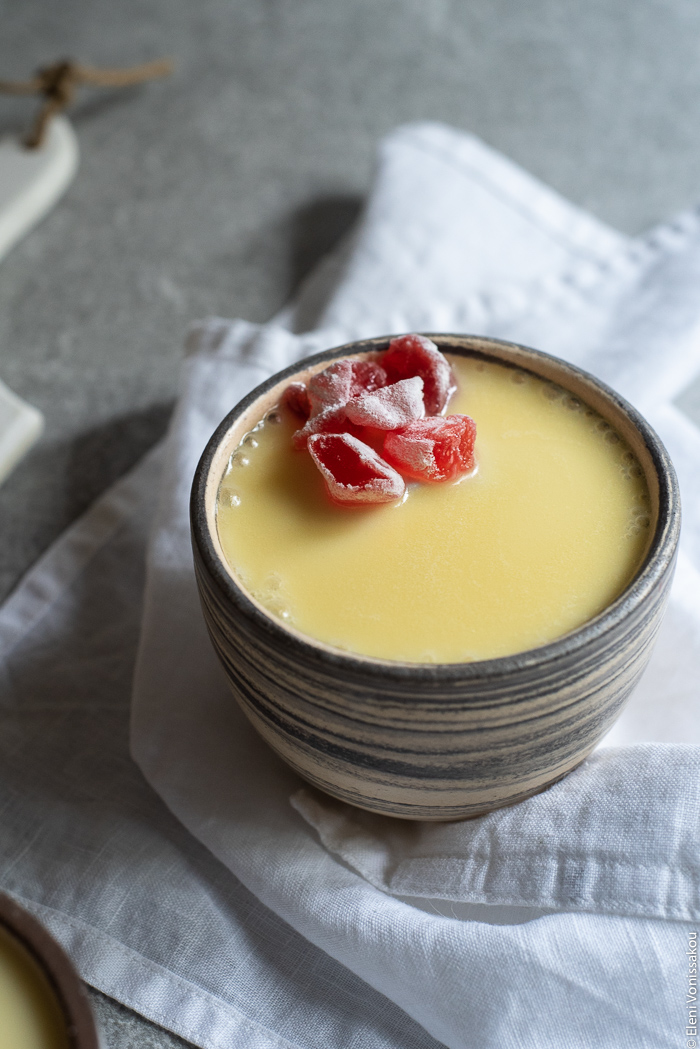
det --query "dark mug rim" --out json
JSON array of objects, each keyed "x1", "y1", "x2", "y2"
[
  {"x1": 0, "y1": 890, "x2": 99, "y2": 1048},
  {"x1": 191, "y1": 333, "x2": 681, "y2": 684}
]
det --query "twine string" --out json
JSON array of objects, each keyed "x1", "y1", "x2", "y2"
[{"x1": 0, "y1": 58, "x2": 173, "y2": 148}]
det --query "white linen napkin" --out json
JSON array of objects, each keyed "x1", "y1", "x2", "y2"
[
  {"x1": 0, "y1": 121, "x2": 698, "y2": 1049},
  {"x1": 132, "y1": 122, "x2": 700, "y2": 1048}
]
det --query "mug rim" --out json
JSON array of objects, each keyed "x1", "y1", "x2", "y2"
[
  {"x1": 190, "y1": 333, "x2": 681, "y2": 683},
  {"x1": 0, "y1": 890, "x2": 99, "y2": 1048}
]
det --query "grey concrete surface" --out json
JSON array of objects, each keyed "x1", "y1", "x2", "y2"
[
  {"x1": 89, "y1": 989, "x2": 195, "y2": 1049},
  {"x1": 3, "y1": 1, "x2": 700, "y2": 1045}
]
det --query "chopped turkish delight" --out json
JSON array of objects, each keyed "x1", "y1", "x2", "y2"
[
  {"x1": 292, "y1": 406, "x2": 362, "y2": 450},
  {"x1": 348, "y1": 360, "x2": 388, "y2": 397},
  {"x1": 281, "y1": 381, "x2": 311, "y2": 420},
  {"x1": 307, "y1": 359, "x2": 387, "y2": 417},
  {"x1": 343, "y1": 377, "x2": 425, "y2": 430},
  {"x1": 293, "y1": 377, "x2": 425, "y2": 449},
  {"x1": 383, "y1": 415, "x2": 477, "y2": 483},
  {"x1": 382, "y1": 334, "x2": 456, "y2": 415},
  {"x1": 281, "y1": 337, "x2": 476, "y2": 503},
  {"x1": 308, "y1": 432, "x2": 406, "y2": 506}
]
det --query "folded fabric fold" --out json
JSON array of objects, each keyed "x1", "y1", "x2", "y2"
[{"x1": 292, "y1": 743, "x2": 700, "y2": 922}]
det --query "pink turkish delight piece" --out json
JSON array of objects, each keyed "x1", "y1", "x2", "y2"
[
  {"x1": 348, "y1": 360, "x2": 388, "y2": 397},
  {"x1": 307, "y1": 358, "x2": 387, "y2": 417},
  {"x1": 381, "y1": 334, "x2": 456, "y2": 415},
  {"x1": 383, "y1": 415, "x2": 477, "y2": 483},
  {"x1": 293, "y1": 375, "x2": 421, "y2": 449},
  {"x1": 308, "y1": 432, "x2": 406, "y2": 506},
  {"x1": 307, "y1": 359, "x2": 354, "y2": 416},
  {"x1": 281, "y1": 381, "x2": 311, "y2": 420},
  {"x1": 343, "y1": 377, "x2": 426, "y2": 430},
  {"x1": 292, "y1": 404, "x2": 364, "y2": 450}
]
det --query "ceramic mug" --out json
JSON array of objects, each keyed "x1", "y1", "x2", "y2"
[{"x1": 191, "y1": 334, "x2": 680, "y2": 820}]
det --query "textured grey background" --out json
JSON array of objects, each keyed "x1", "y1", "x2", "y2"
[{"x1": 2, "y1": 0, "x2": 700, "y2": 1044}]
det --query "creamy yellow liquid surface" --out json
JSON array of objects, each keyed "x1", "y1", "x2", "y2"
[
  {"x1": 0, "y1": 926, "x2": 70, "y2": 1049},
  {"x1": 217, "y1": 356, "x2": 651, "y2": 662}
]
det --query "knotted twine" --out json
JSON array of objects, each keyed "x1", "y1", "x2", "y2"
[{"x1": 0, "y1": 58, "x2": 172, "y2": 148}]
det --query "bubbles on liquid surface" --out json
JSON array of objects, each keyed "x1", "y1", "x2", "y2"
[
  {"x1": 267, "y1": 598, "x2": 292, "y2": 623},
  {"x1": 220, "y1": 487, "x2": 241, "y2": 508},
  {"x1": 230, "y1": 452, "x2": 250, "y2": 468},
  {"x1": 265, "y1": 409, "x2": 282, "y2": 425},
  {"x1": 218, "y1": 421, "x2": 270, "y2": 519},
  {"x1": 248, "y1": 570, "x2": 295, "y2": 626},
  {"x1": 625, "y1": 499, "x2": 652, "y2": 539}
]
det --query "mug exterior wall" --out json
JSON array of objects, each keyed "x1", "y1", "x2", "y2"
[{"x1": 193, "y1": 541, "x2": 675, "y2": 819}]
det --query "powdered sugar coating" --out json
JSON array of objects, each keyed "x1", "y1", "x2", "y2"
[
  {"x1": 382, "y1": 334, "x2": 456, "y2": 415},
  {"x1": 343, "y1": 377, "x2": 425, "y2": 430},
  {"x1": 383, "y1": 415, "x2": 477, "y2": 482},
  {"x1": 307, "y1": 359, "x2": 387, "y2": 417}
]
